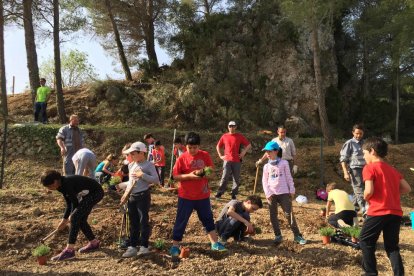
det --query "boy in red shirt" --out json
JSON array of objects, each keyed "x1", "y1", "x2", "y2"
[
  {"x1": 169, "y1": 132, "x2": 227, "y2": 256},
  {"x1": 215, "y1": 121, "x2": 251, "y2": 199},
  {"x1": 152, "y1": 140, "x2": 166, "y2": 186},
  {"x1": 360, "y1": 137, "x2": 411, "y2": 276}
]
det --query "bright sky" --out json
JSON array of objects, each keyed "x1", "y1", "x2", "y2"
[{"x1": 4, "y1": 26, "x2": 172, "y2": 94}]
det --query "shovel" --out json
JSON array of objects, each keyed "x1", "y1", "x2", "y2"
[
  {"x1": 40, "y1": 229, "x2": 58, "y2": 244},
  {"x1": 253, "y1": 166, "x2": 259, "y2": 194}
]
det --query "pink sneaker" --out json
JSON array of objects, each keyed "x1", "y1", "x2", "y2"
[
  {"x1": 79, "y1": 240, "x2": 100, "y2": 253},
  {"x1": 51, "y1": 248, "x2": 75, "y2": 261}
]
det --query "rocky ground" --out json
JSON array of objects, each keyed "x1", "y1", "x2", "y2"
[{"x1": 1, "y1": 140, "x2": 413, "y2": 275}]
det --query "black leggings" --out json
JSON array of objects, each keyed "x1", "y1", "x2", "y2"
[
  {"x1": 328, "y1": 210, "x2": 357, "y2": 228},
  {"x1": 68, "y1": 190, "x2": 104, "y2": 244}
]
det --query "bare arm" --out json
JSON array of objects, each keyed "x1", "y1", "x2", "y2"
[
  {"x1": 216, "y1": 144, "x2": 224, "y2": 160},
  {"x1": 239, "y1": 143, "x2": 252, "y2": 158},
  {"x1": 364, "y1": 180, "x2": 374, "y2": 200},
  {"x1": 326, "y1": 201, "x2": 332, "y2": 218},
  {"x1": 341, "y1": 162, "x2": 350, "y2": 182},
  {"x1": 400, "y1": 179, "x2": 411, "y2": 194},
  {"x1": 57, "y1": 139, "x2": 66, "y2": 156}
]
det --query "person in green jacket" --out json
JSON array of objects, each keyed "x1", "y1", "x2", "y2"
[{"x1": 34, "y1": 78, "x2": 51, "y2": 123}]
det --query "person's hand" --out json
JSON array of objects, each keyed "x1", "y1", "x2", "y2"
[
  {"x1": 57, "y1": 219, "x2": 69, "y2": 231},
  {"x1": 219, "y1": 155, "x2": 226, "y2": 161},
  {"x1": 267, "y1": 197, "x2": 272, "y2": 205},
  {"x1": 60, "y1": 147, "x2": 67, "y2": 156},
  {"x1": 290, "y1": 193, "x2": 295, "y2": 199},
  {"x1": 239, "y1": 152, "x2": 245, "y2": 159},
  {"x1": 245, "y1": 222, "x2": 254, "y2": 233},
  {"x1": 131, "y1": 169, "x2": 143, "y2": 180},
  {"x1": 193, "y1": 169, "x2": 204, "y2": 177},
  {"x1": 255, "y1": 159, "x2": 263, "y2": 167},
  {"x1": 343, "y1": 171, "x2": 350, "y2": 182}
]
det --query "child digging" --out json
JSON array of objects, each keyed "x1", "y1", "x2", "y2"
[
  {"x1": 40, "y1": 170, "x2": 104, "y2": 261},
  {"x1": 215, "y1": 195, "x2": 263, "y2": 245},
  {"x1": 325, "y1": 182, "x2": 357, "y2": 228},
  {"x1": 169, "y1": 132, "x2": 227, "y2": 256},
  {"x1": 120, "y1": 142, "x2": 160, "y2": 257},
  {"x1": 261, "y1": 141, "x2": 307, "y2": 245}
]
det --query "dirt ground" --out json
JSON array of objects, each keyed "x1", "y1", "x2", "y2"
[{"x1": 1, "y1": 140, "x2": 413, "y2": 275}]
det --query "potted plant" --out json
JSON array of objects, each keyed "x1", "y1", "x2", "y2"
[
  {"x1": 179, "y1": 246, "x2": 190, "y2": 258},
  {"x1": 319, "y1": 227, "x2": 335, "y2": 244},
  {"x1": 320, "y1": 207, "x2": 326, "y2": 217},
  {"x1": 153, "y1": 239, "x2": 166, "y2": 251},
  {"x1": 32, "y1": 244, "x2": 51, "y2": 265},
  {"x1": 350, "y1": 227, "x2": 361, "y2": 243}
]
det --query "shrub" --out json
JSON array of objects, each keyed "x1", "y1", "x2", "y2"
[
  {"x1": 32, "y1": 245, "x2": 51, "y2": 257},
  {"x1": 319, "y1": 227, "x2": 335, "y2": 237}
]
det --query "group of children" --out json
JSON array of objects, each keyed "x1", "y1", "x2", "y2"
[{"x1": 41, "y1": 130, "x2": 411, "y2": 275}]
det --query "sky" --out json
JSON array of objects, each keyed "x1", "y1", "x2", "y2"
[{"x1": 4, "y1": 26, "x2": 172, "y2": 94}]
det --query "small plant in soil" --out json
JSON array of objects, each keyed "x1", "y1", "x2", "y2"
[
  {"x1": 91, "y1": 218, "x2": 98, "y2": 225},
  {"x1": 109, "y1": 176, "x2": 122, "y2": 186},
  {"x1": 32, "y1": 244, "x2": 51, "y2": 257},
  {"x1": 319, "y1": 227, "x2": 335, "y2": 237},
  {"x1": 349, "y1": 227, "x2": 361, "y2": 239},
  {"x1": 154, "y1": 239, "x2": 166, "y2": 250},
  {"x1": 254, "y1": 226, "x2": 262, "y2": 234}
]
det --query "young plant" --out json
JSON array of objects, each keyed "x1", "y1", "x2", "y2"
[
  {"x1": 350, "y1": 227, "x2": 361, "y2": 238},
  {"x1": 32, "y1": 244, "x2": 51, "y2": 257},
  {"x1": 319, "y1": 227, "x2": 335, "y2": 237},
  {"x1": 203, "y1": 166, "x2": 213, "y2": 176},
  {"x1": 154, "y1": 239, "x2": 166, "y2": 250},
  {"x1": 254, "y1": 225, "x2": 262, "y2": 234},
  {"x1": 109, "y1": 176, "x2": 122, "y2": 186}
]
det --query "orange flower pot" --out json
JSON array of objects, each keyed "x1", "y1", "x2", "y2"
[
  {"x1": 179, "y1": 247, "x2": 190, "y2": 258},
  {"x1": 322, "y1": 236, "x2": 331, "y2": 245},
  {"x1": 37, "y1": 255, "x2": 48, "y2": 265},
  {"x1": 351, "y1": 237, "x2": 359, "y2": 243}
]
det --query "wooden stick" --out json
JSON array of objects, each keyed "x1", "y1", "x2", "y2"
[
  {"x1": 253, "y1": 166, "x2": 259, "y2": 194},
  {"x1": 41, "y1": 229, "x2": 58, "y2": 243}
]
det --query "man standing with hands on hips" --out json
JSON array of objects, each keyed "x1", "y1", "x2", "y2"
[{"x1": 215, "y1": 121, "x2": 251, "y2": 200}]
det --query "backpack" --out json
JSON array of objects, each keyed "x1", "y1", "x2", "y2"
[{"x1": 316, "y1": 188, "x2": 328, "y2": 201}]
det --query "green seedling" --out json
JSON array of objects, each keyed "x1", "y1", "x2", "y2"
[
  {"x1": 109, "y1": 176, "x2": 122, "y2": 186},
  {"x1": 254, "y1": 226, "x2": 262, "y2": 234},
  {"x1": 203, "y1": 166, "x2": 213, "y2": 176},
  {"x1": 91, "y1": 219, "x2": 98, "y2": 225},
  {"x1": 154, "y1": 239, "x2": 166, "y2": 250},
  {"x1": 319, "y1": 227, "x2": 335, "y2": 237},
  {"x1": 32, "y1": 244, "x2": 51, "y2": 257}
]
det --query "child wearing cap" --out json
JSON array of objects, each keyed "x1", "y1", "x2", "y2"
[
  {"x1": 261, "y1": 141, "x2": 307, "y2": 245},
  {"x1": 120, "y1": 142, "x2": 160, "y2": 258},
  {"x1": 169, "y1": 132, "x2": 227, "y2": 257}
]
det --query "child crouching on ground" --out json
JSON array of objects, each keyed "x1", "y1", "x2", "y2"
[
  {"x1": 325, "y1": 182, "x2": 357, "y2": 228},
  {"x1": 169, "y1": 132, "x2": 227, "y2": 256},
  {"x1": 120, "y1": 142, "x2": 160, "y2": 258},
  {"x1": 215, "y1": 195, "x2": 263, "y2": 244},
  {"x1": 261, "y1": 141, "x2": 307, "y2": 245},
  {"x1": 41, "y1": 170, "x2": 104, "y2": 261}
]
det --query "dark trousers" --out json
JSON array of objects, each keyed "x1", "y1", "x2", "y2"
[
  {"x1": 268, "y1": 193, "x2": 301, "y2": 237},
  {"x1": 360, "y1": 215, "x2": 404, "y2": 276},
  {"x1": 328, "y1": 210, "x2": 357, "y2": 228},
  {"x1": 216, "y1": 212, "x2": 250, "y2": 241},
  {"x1": 350, "y1": 168, "x2": 366, "y2": 213},
  {"x1": 217, "y1": 161, "x2": 242, "y2": 197},
  {"x1": 68, "y1": 189, "x2": 104, "y2": 244},
  {"x1": 155, "y1": 166, "x2": 165, "y2": 185},
  {"x1": 128, "y1": 190, "x2": 151, "y2": 248},
  {"x1": 172, "y1": 197, "x2": 215, "y2": 241},
  {"x1": 34, "y1": 102, "x2": 48, "y2": 123}
]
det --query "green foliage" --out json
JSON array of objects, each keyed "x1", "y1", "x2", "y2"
[
  {"x1": 342, "y1": 226, "x2": 361, "y2": 238},
  {"x1": 154, "y1": 239, "x2": 166, "y2": 250},
  {"x1": 254, "y1": 226, "x2": 262, "y2": 234},
  {"x1": 319, "y1": 227, "x2": 335, "y2": 237},
  {"x1": 203, "y1": 166, "x2": 213, "y2": 176},
  {"x1": 40, "y1": 49, "x2": 98, "y2": 87},
  {"x1": 109, "y1": 176, "x2": 122, "y2": 186},
  {"x1": 32, "y1": 245, "x2": 51, "y2": 257}
]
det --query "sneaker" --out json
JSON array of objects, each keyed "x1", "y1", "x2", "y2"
[
  {"x1": 79, "y1": 240, "x2": 100, "y2": 253},
  {"x1": 231, "y1": 194, "x2": 237, "y2": 200},
  {"x1": 338, "y1": 219, "x2": 351, "y2": 228},
  {"x1": 122, "y1": 246, "x2": 138, "y2": 258},
  {"x1": 215, "y1": 192, "x2": 222, "y2": 199},
  {"x1": 169, "y1": 245, "x2": 180, "y2": 257},
  {"x1": 273, "y1": 235, "x2": 283, "y2": 244},
  {"x1": 51, "y1": 248, "x2": 75, "y2": 261},
  {"x1": 137, "y1": 246, "x2": 150, "y2": 256},
  {"x1": 294, "y1": 235, "x2": 307, "y2": 245},
  {"x1": 211, "y1": 242, "x2": 227, "y2": 252},
  {"x1": 218, "y1": 237, "x2": 227, "y2": 245}
]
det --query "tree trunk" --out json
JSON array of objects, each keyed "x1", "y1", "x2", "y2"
[
  {"x1": 394, "y1": 64, "x2": 400, "y2": 144},
  {"x1": 311, "y1": 24, "x2": 334, "y2": 146},
  {"x1": 104, "y1": 0, "x2": 132, "y2": 81},
  {"x1": 0, "y1": 0, "x2": 8, "y2": 188},
  {"x1": 53, "y1": 0, "x2": 67, "y2": 123},
  {"x1": 144, "y1": 0, "x2": 159, "y2": 73},
  {"x1": 23, "y1": 0, "x2": 40, "y2": 106},
  {"x1": 203, "y1": 0, "x2": 211, "y2": 15}
]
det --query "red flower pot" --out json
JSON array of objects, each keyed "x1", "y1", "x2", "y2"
[
  {"x1": 37, "y1": 255, "x2": 48, "y2": 265},
  {"x1": 322, "y1": 236, "x2": 331, "y2": 245}
]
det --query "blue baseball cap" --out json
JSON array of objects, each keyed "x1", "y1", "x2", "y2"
[{"x1": 262, "y1": 141, "x2": 280, "y2": 151}]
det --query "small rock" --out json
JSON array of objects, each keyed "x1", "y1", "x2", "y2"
[{"x1": 33, "y1": 207, "x2": 43, "y2": 217}]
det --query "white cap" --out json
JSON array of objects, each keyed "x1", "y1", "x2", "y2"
[
  {"x1": 122, "y1": 142, "x2": 147, "y2": 154},
  {"x1": 228, "y1": 121, "x2": 237, "y2": 126}
]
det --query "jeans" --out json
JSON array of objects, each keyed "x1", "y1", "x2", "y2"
[
  {"x1": 268, "y1": 193, "x2": 301, "y2": 237},
  {"x1": 34, "y1": 102, "x2": 47, "y2": 123},
  {"x1": 350, "y1": 168, "x2": 366, "y2": 213},
  {"x1": 128, "y1": 190, "x2": 151, "y2": 248},
  {"x1": 216, "y1": 211, "x2": 250, "y2": 241},
  {"x1": 217, "y1": 161, "x2": 242, "y2": 196},
  {"x1": 360, "y1": 215, "x2": 404, "y2": 276}
]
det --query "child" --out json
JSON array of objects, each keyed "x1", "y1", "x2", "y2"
[
  {"x1": 261, "y1": 141, "x2": 307, "y2": 245},
  {"x1": 215, "y1": 195, "x2": 263, "y2": 244},
  {"x1": 152, "y1": 140, "x2": 166, "y2": 186},
  {"x1": 173, "y1": 137, "x2": 187, "y2": 158},
  {"x1": 120, "y1": 142, "x2": 160, "y2": 257},
  {"x1": 143, "y1": 133, "x2": 156, "y2": 162},
  {"x1": 95, "y1": 154, "x2": 118, "y2": 184},
  {"x1": 40, "y1": 170, "x2": 104, "y2": 261},
  {"x1": 72, "y1": 148, "x2": 97, "y2": 179},
  {"x1": 325, "y1": 182, "x2": 357, "y2": 228},
  {"x1": 169, "y1": 132, "x2": 227, "y2": 256},
  {"x1": 360, "y1": 137, "x2": 411, "y2": 275}
]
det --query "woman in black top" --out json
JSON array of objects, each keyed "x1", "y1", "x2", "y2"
[{"x1": 41, "y1": 170, "x2": 104, "y2": 261}]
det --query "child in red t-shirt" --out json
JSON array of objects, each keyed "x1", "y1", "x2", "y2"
[
  {"x1": 169, "y1": 132, "x2": 227, "y2": 257},
  {"x1": 152, "y1": 140, "x2": 166, "y2": 186},
  {"x1": 360, "y1": 137, "x2": 411, "y2": 276}
]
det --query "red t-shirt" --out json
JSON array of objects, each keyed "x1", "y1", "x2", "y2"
[
  {"x1": 173, "y1": 150, "x2": 213, "y2": 200},
  {"x1": 152, "y1": 146, "x2": 166, "y2": 167},
  {"x1": 173, "y1": 145, "x2": 187, "y2": 158},
  {"x1": 363, "y1": 161, "x2": 403, "y2": 217},
  {"x1": 217, "y1": 133, "x2": 250, "y2": 162}
]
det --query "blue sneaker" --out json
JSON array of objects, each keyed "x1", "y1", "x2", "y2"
[
  {"x1": 211, "y1": 242, "x2": 227, "y2": 252},
  {"x1": 273, "y1": 235, "x2": 283, "y2": 244},
  {"x1": 169, "y1": 245, "x2": 180, "y2": 257},
  {"x1": 294, "y1": 235, "x2": 307, "y2": 245}
]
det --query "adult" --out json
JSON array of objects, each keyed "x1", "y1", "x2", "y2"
[
  {"x1": 143, "y1": 133, "x2": 156, "y2": 162},
  {"x1": 72, "y1": 148, "x2": 97, "y2": 179},
  {"x1": 56, "y1": 114, "x2": 84, "y2": 176},
  {"x1": 339, "y1": 124, "x2": 366, "y2": 214},
  {"x1": 34, "y1": 78, "x2": 51, "y2": 124},
  {"x1": 256, "y1": 125, "x2": 296, "y2": 172},
  {"x1": 215, "y1": 121, "x2": 251, "y2": 200}
]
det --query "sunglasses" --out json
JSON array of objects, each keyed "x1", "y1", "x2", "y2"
[{"x1": 228, "y1": 125, "x2": 236, "y2": 128}]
